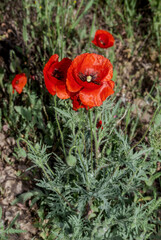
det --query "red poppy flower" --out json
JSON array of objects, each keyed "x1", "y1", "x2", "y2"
[
  {"x1": 43, "y1": 54, "x2": 72, "y2": 99},
  {"x1": 70, "y1": 93, "x2": 89, "y2": 111},
  {"x1": 12, "y1": 73, "x2": 27, "y2": 94},
  {"x1": 92, "y1": 30, "x2": 114, "y2": 49},
  {"x1": 66, "y1": 53, "x2": 115, "y2": 108},
  {"x1": 96, "y1": 120, "x2": 103, "y2": 129}
]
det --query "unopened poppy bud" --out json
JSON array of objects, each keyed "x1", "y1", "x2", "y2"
[
  {"x1": 96, "y1": 120, "x2": 103, "y2": 129},
  {"x1": 66, "y1": 155, "x2": 77, "y2": 167}
]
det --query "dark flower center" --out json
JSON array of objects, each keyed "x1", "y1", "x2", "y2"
[
  {"x1": 100, "y1": 40, "x2": 106, "y2": 45},
  {"x1": 15, "y1": 80, "x2": 19, "y2": 85},
  {"x1": 52, "y1": 68, "x2": 64, "y2": 80},
  {"x1": 78, "y1": 72, "x2": 100, "y2": 85}
]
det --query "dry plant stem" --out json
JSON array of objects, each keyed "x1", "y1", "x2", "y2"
[
  {"x1": 89, "y1": 109, "x2": 93, "y2": 174},
  {"x1": 54, "y1": 96, "x2": 66, "y2": 159}
]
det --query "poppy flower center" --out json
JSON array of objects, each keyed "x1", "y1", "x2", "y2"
[
  {"x1": 15, "y1": 80, "x2": 19, "y2": 85},
  {"x1": 52, "y1": 68, "x2": 64, "y2": 80},
  {"x1": 86, "y1": 76, "x2": 92, "y2": 82},
  {"x1": 100, "y1": 40, "x2": 106, "y2": 45},
  {"x1": 78, "y1": 72, "x2": 100, "y2": 85}
]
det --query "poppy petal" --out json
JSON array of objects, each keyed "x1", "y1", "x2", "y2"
[
  {"x1": 79, "y1": 82, "x2": 114, "y2": 107},
  {"x1": 44, "y1": 77, "x2": 56, "y2": 95},
  {"x1": 66, "y1": 65, "x2": 83, "y2": 92},
  {"x1": 43, "y1": 54, "x2": 59, "y2": 95},
  {"x1": 12, "y1": 73, "x2": 27, "y2": 94},
  {"x1": 71, "y1": 94, "x2": 89, "y2": 111},
  {"x1": 92, "y1": 30, "x2": 114, "y2": 49},
  {"x1": 43, "y1": 54, "x2": 59, "y2": 73},
  {"x1": 43, "y1": 55, "x2": 72, "y2": 98},
  {"x1": 56, "y1": 82, "x2": 70, "y2": 99},
  {"x1": 66, "y1": 53, "x2": 113, "y2": 91},
  {"x1": 108, "y1": 80, "x2": 115, "y2": 89}
]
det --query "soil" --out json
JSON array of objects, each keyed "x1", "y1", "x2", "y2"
[{"x1": 0, "y1": 129, "x2": 38, "y2": 239}]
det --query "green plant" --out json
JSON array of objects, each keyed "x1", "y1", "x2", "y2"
[
  {"x1": 16, "y1": 97, "x2": 161, "y2": 239},
  {"x1": 148, "y1": 0, "x2": 161, "y2": 59},
  {"x1": 0, "y1": 207, "x2": 25, "y2": 240}
]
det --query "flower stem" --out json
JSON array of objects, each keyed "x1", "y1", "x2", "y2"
[
  {"x1": 93, "y1": 110, "x2": 99, "y2": 167},
  {"x1": 54, "y1": 96, "x2": 66, "y2": 159},
  {"x1": 89, "y1": 109, "x2": 93, "y2": 173}
]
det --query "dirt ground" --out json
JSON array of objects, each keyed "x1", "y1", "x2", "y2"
[{"x1": 0, "y1": 128, "x2": 39, "y2": 239}]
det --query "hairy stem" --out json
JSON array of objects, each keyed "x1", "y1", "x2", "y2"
[
  {"x1": 54, "y1": 96, "x2": 66, "y2": 159},
  {"x1": 93, "y1": 110, "x2": 99, "y2": 167},
  {"x1": 89, "y1": 109, "x2": 93, "y2": 173}
]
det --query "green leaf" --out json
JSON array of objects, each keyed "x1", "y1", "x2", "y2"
[
  {"x1": 154, "y1": 114, "x2": 161, "y2": 127},
  {"x1": 6, "y1": 228, "x2": 26, "y2": 234},
  {"x1": 18, "y1": 148, "x2": 27, "y2": 158},
  {"x1": 0, "y1": 206, "x2": 2, "y2": 219},
  {"x1": 14, "y1": 106, "x2": 32, "y2": 122},
  {"x1": 10, "y1": 61, "x2": 16, "y2": 73},
  {"x1": 146, "y1": 172, "x2": 161, "y2": 186},
  {"x1": 0, "y1": 68, "x2": 5, "y2": 89},
  {"x1": 54, "y1": 107, "x2": 71, "y2": 119},
  {"x1": 12, "y1": 189, "x2": 44, "y2": 205},
  {"x1": 23, "y1": 23, "x2": 28, "y2": 43}
]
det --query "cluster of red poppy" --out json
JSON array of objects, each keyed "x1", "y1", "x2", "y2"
[
  {"x1": 43, "y1": 30, "x2": 115, "y2": 110},
  {"x1": 12, "y1": 30, "x2": 115, "y2": 110}
]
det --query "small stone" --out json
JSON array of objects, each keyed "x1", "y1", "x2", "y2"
[{"x1": 2, "y1": 124, "x2": 9, "y2": 132}]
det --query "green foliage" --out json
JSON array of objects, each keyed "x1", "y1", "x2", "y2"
[
  {"x1": 0, "y1": 207, "x2": 25, "y2": 240},
  {"x1": 21, "y1": 0, "x2": 97, "y2": 60},
  {"x1": 149, "y1": 0, "x2": 161, "y2": 53},
  {"x1": 1, "y1": 86, "x2": 56, "y2": 144},
  {"x1": 17, "y1": 98, "x2": 161, "y2": 239},
  {"x1": 12, "y1": 189, "x2": 45, "y2": 207}
]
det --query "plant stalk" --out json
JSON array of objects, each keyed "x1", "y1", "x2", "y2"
[
  {"x1": 54, "y1": 96, "x2": 66, "y2": 159},
  {"x1": 89, "y1": 109, "x2": 93, "y2": 173}
]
